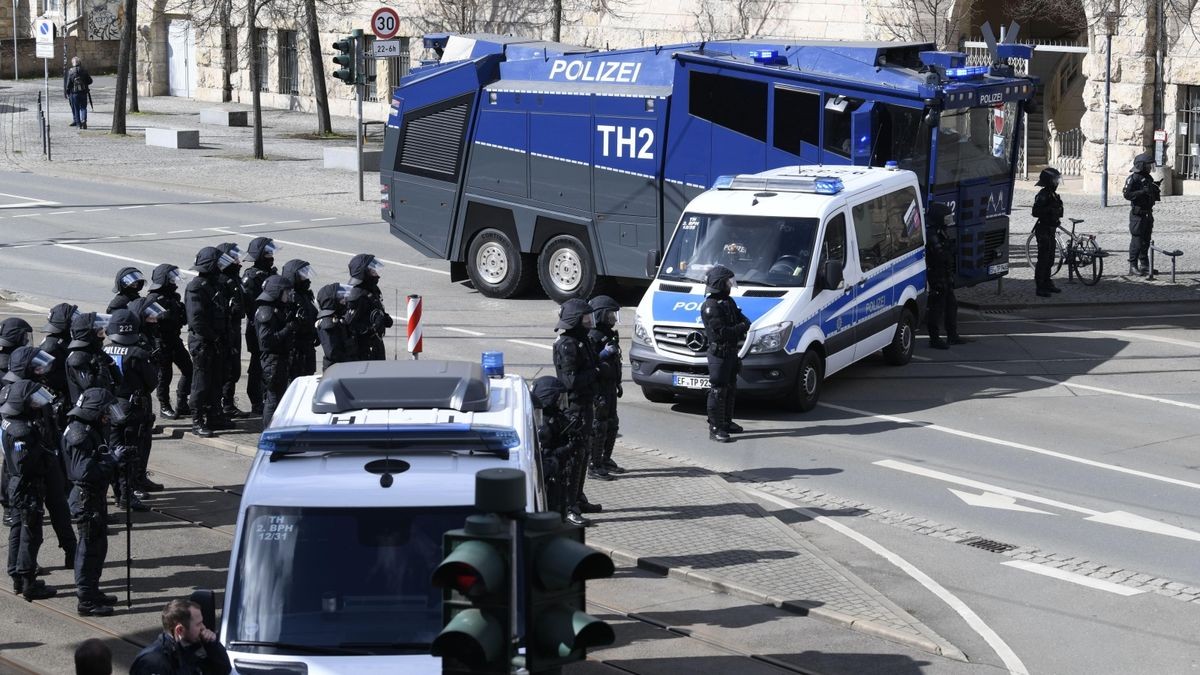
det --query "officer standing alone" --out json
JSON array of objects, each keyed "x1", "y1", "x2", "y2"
[
  {"x1": 587, "y1": 296, "x2": 625, "y2": 480},
  {"x1": 701, "y1": 265, "x2": 749, "y2": 442},
  {"x1": 1124, "y1": 152, "x2": 1161, "y2": 276},
  {"x1": 923, "y1": 203, "x2": 967, "y2": 349},
  {"x1": 553, "y1": 298, "x2": 600, "y2": 525},
  {"x1": 186, "y1": 247, "x2": 231, "y2": 439},
  {"x1": 254, "y1": 276, "x2": 297, "y2": 427},
  {"x1": 1031, "y1": 168, "x2": 1064, "y2": 297}
]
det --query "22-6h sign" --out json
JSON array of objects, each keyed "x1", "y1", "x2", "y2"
[{"x1": 371, "y1": 7, "x2": 400, "y2": 40}]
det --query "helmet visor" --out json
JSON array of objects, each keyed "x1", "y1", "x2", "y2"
[
  {"x1": 367, "y1": 258, "x2": 384, "y2": 276},
  {"x1": 336, "y1": 283, "x2": 354, "y2": 304},
  {"x1": 218, "y1": 252, "x2": 238, "y2": 270},
  {"x1": 140, "y1": 301, "x2": 167, "y2": 322},
  {"x1": 29, "y1": 385, "x2": 55, "y2": 409},
  {"x1": 92, "y1": 313, "x2": 112, "y2": 333},
  {"x1": 31, "y1": 350, "x2": 56, "y2": 375},
  {"x1": 120, "y1": 270, "x2": 146, "y2": 287},
  {"x1": 106, "y1": 402, "x2": 129, "y2": 425},
  {"x1": 167, "y1": 269, "x2": 183, "y2": 285},
  {"x1": 262, "y1": 242, "x2": 280, "y2": 257},
  {"x1": 297, "y1": 264, "x2": 317, "y2": 281}
]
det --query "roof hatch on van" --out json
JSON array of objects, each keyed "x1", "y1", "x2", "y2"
[{"x1": 312, "y1": 360, "x2": 491, "y2": 413}]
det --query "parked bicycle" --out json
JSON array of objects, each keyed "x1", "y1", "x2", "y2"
[{"x1": 1024, "y1": 217, "x2": 1106, "y2": 286}]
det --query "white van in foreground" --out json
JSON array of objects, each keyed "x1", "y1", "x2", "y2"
[
  {"x1": 630, "y1": 165, "x2": 927, "y2": 411},
  {"x1": 208, "y1": 359, "x2": 543, "y2": 675}
]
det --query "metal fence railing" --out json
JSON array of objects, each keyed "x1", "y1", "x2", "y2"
[
  {"x1": 1053, "y1": 127, "x2": 1085, "y2": 176},
  {"x1": 0, "y1": 92, "x2": 48, "y2": 162}
]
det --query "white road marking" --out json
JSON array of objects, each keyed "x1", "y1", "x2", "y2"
[
  {"x1": 239, "y1": 223, "x2": 267, "y2": 228},
  {"x1": 273, "y1": 220, "x2": 300, "y2": 225},
  {"x1": 118, "y1": 205, "x2": 148, "y2": 210},
  {"x1": 444, "y1": 326, "x2": 487, "y2": 337},
  {"x1": 9, "y1": 301, "x2": 50, "y2": 313},
  {"x1": 948, "y1": 489, "x2": 1055, "y2": 515},
  {"x1": 167, "y1": 229, "x2": 192, "y2": 234},
  {"x1": 955, "y1": 364, "x2": 1006, "y2": 375},
  {"x1": 1026, "y1": 375, "x2": 1200, "y2": 412},
  {"x1": 10, "y1": 213, "x2": 41, "y2": 218},
  {"x1": 52, "y1": 243, "x2": 197, "y2": 277},
  {"x1": 746, "y1": 488, "x2": 1003, "y2": 670},
  {"x1": 1092, "y1": 329, "x2": 1200, "y2": 351},
  {"x1": 53, "y1": 211, "x2": 76, "y2": 216},
  {"x1": 82, "y1": 208, "x2": 110, "y2": 212},
  {"x1": 310, "y1": 217, "x2": 337, "y2": 222},
  {"x1": 911, "y1": 354, "x2": 932, "y2": 361},
  {"x1": 131, "y1": 232, "x2": 157, "y2": 237},
  {"x1": 825, "y1": 402, "x2": 1200, "y2": 491},
  {"x1": 507, "y1": 339, "x2": 553, "y2": 351},
  {"x1": 0, "y1": 193, "x2": 58, "y2": 208},
  {"x1": 1001, "y1": 561, "x2": 1145, "y2": 596},
  {"x1": 208, "y1": 227, "x2": 452, "y2": 276}
]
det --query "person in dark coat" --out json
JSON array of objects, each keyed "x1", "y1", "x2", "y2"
[
  {"x1": 215, "y1": 242, "x2": 247, "y2": 423},
  {"x1": 346, "y1": 253, "x2": 393, "y2": 360},
  {"x1": 0, "y1": 317, "x2": 33, "y2": 378},
  {"x1": 3, "y1": 379, "x2": 59, "y2": 600},
  {"x1": 62, "y1": 388, "x2": 124, "y2": 616},
  {"x1": 125, "y1": 300, "x2": 168, "y2": 493},
  {"x1": 253, "y1": 276, "x2": 297, "y2": 427},
  {"x1": 923, "y1": 203, "x2": 966, "y2": 349},
  {"x1": 701, "y1": 265, "x2": 749, "y2": 442},
  {"x1": 65, "y1": 313, "x2": 120, "y2": 405},
  {"x1": 186, "y1": 248, "x2": 231, "y2": 438},
  {"x1": 130, "y1": 599, "x2": 231, "y2": 675},
  {"x1": 241, "y1": 237, "x2": 279, "y2": 415},
  {"x1": 107, "y1": 267, "x2": 145, "y2": 313},
  {"x1": 281, "y1": 259, "x2": 318, "y2": 379},
  {"x1": 103, "y1": 310, "x2": 158, "y2": 510},
  {"x1": 64, "y1": 57, "x2": 93, "y2": 129},
  {"x1": 553, "y1": 298, "x2": 599, "y2": 526},
  {"x1": 587, "y1": 295, "x2": 625, "y2": 479},
  {"x1": 149, "y1": 264, "x2": 193, "y2": 419},
  {"x1": 530, "y1": 375, "x2": 576, "y2": 517},
  {"x1": 38, "y1": 303, "x2": 79, "y2": 404},
  {"x1": 1123, "y1": 152, "x2": 1161, "y2": 276},
  {"x1": 316, "y1": 283, "x2": 356, "y2": 370},
  {"x1": 1031, "y1": 167, "x2": 1064, "y2": 297}
]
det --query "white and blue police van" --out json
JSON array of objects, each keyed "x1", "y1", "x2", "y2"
[
  {"x1": 629, "y1": 165, "x2": 927, "y2": 411},
  {"x1": 202, "y1": 358, "x2": 544, "y2": 675}
]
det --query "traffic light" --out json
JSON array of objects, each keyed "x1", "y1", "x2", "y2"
[
  {"x1": 522, "y1": 511, "x2": 615, "y2": 672},
  {"x1": 331, "y1": 36, "x2": 355, "y2": 85},
  {"x1": 431, "y1": 513, "x2": 513, "y2": 674}
]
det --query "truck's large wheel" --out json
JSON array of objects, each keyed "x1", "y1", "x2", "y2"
[
  {"x1": 538, "y1": 235, "x2": 597, "y2": 303},
  {"x1": 467, "y1": 229, "x2": 534, "y2": 298}
]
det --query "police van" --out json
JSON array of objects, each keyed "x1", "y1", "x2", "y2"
[
  {"x1": 630, "y1": 165, "x2": 926, "y2": 411},
  {"x1": 207, "y1": 358, "x2": 543, "y2": 675}
]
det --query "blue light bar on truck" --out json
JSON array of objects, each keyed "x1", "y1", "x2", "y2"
[
  {"x1": 258, "y1": 424, "x2": 521, "y2": 460},
  {"x1": 715, "y1": 175, "x2": 845, "y2": 195},
  {"x1": 945, "y1": 65, "x2": 989, "y2": 80},
  {"x1": 749, "y1": 49, "x2": 786, "y2": 65}
]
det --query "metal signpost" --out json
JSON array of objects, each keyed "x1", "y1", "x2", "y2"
[{"x1": 36, "y1": 18, "x2": 54, "y2": 159}]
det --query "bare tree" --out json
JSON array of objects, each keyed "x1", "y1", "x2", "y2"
[
  {"x1": 693, "y1": 0, "x2": 782, "y2": 40},
  {"x1": 875, "y1": 0, "x2": 960, "y2": 48},
  {"x1": 412, "y1": 0, "x2": 546, "y2": 34},
  {"x1": 110, "y1": 0, "x2": 137, "y2": 134},
  {"x1": 303, "y1": 0, "x2": 331, "y2": 135}
]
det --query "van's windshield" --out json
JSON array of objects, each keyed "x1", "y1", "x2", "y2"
[
  {"x1": 658, "y1": 212, "x2": 819, "y2": 287},
  {"x1": 227, "y1": 505, "x2": 473, "y2": 655}
]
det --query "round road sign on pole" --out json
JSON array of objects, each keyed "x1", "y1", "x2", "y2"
[{"x1": 371, "y1": 7, "x2": 400, "y2": 40}]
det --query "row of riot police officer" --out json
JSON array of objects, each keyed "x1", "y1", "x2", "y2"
[{"x1": 530, "y1": 296, "x2": 627, "y2": 527}]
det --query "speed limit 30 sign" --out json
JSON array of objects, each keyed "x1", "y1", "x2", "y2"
[{"x1": 371, "y1": 7, "x2": 400, "y2": 39}]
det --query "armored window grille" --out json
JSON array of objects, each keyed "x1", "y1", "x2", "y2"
[
  {"x1": 254, "y1": 29, "x2": 270, "y2": 94},
  {"x1": 278, "y1": 30, "x2": 299, "y2": 96}
]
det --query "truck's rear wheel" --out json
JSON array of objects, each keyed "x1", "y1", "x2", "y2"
[
  {"x1": 467, "y1": 229, "x2": 534, "y2": 298},
  {"x1": 538, "y1": 235, "x2": 597, "y2": 302}
]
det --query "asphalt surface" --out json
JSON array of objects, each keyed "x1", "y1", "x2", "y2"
[{"x1": 2, "y1": 172, "x2": 1199, "y2": 673}]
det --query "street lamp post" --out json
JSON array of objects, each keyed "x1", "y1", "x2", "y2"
[{"x1": 1102, "y1": 12, "x2": 1120, "y2": 207}]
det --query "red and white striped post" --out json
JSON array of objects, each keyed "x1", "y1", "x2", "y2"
[{"x1": 406, "y1": 294, "x2": 423, "y2": 360}]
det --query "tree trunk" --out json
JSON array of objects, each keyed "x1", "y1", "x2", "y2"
[
  {"x1": 304, "y1": 0, "x2": 331, "y2": 135},
  {"x1": 128, "y1": 34, "x2": 139, "y2": 113},
  {"x1": 552, "y1": 0, "x2": 562, "y2": 41},
  {"x1": 111, "y1": 0, "x2": 137, "y2": 134},
  {"x1": 247, "y1": 3, "x2": 265, "y2": 159}
]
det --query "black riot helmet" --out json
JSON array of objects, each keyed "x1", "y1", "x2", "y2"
[
  {"x1": 348, "y1": 253, "x2": 383, "y2": 285},
  {"x1": 282, "y1": 259, "x2": 316, "y2": 292},
  {"x1": 248, "y1": 237, "x2": 280, "y2": 266},
  {"x1": 216, "y1": 242, "x2": 243, "y2": 273},
  {"x1": 130, "y1": 297, "x2": 167, "y2": 325},
  {"x1": 0, "y1": 379, "x2": 55, "y2": 416},
  {"x1": 3, "y1": 345, "x2": 56, "y2": 383},
  {"x1": 1036, "y1": 167, "x2": 1062, "y2": 188},
  {"x1": 149, "y1": 263, "x2": 183, "y2": 291},
  {"x1": 1132, "y1": 152, "x2": 1154, "y2": 174},
  {"x1": 41, "y1": 303, "x2": 80, "y2": 335},
  {"x1": 113, "y1": 267, "x2": 146, "y2": 294},
  {"x1": 555, "y1": 298, "x2": 594, "y2": 332},
  {"x1": 0, "y1": 317, "x2": 33, "y2": 349},
  {"x1": 106, "y1": 308, "x2": 141, "y2": 346},
  {"x1": 68, "y1": 387, "x2": 117, "y2": 423},
  {"x1": 257, "y1": 275, "x2": 294, "y2": 304},
  {"x1": 704, "y1": 264, "x2": 736, "y2": 296},
  {"x1": 589, "y1": 295, "x2": 621, "y2": 327},
  {"x1": 530, "y1": 376, "x2": 568, "y2": 411},
  {"x1": 316, "y1": 282, "x2": 353, "y2": 319},
  {"x1": 68, "y1": 312, "x2": 110, "y2": 349},
  {"x1": 191, "y1": 246, "x2": 225, "y2": 275}
]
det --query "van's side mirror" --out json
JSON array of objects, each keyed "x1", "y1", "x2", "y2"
[
  {"x1": 822, "y1": 260, "x2": 844, "y2": 290},
  {"x1": 190, "y1": 588, "x2": 218, "y2": 636},
  {"x1": 645, "y1": 249, "x2": 661, "y2": 279}
]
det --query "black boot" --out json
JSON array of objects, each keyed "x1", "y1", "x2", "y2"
[
  {"x1": 709, "y1": 426, "x2": 731, "y2": 443},
  {"x1": 726, "y1": 421, "x2": 745, "y2": 434},
  {"x1": 84, "y1": 591, "x2": 119, "y2": 605},
  {"x1": 119, "y1": 496, "x2": 150, "y2": 512},
  {"x1": 192, "y1": 413, "x2": 214, "y2": 438},
  {"x1": 158, "y1": 402, "x2": 178, "y2": 420},
  {"x1": 603, "y1": 458, "x2": 627, "y2": 474},
  {"x1": 22, "y1": 578, "x2": 57, "y2": 601},
  {"x1": 566, "y1": 509, "x2": 593, "y2": 527},
  {"x1": 175, "y1": 400, "x2": 192, "y2": 417},
  {"x1": 929, "y1": 337, "x2": 949, "y2": 349},
  {"x1": 11, "y1": 576, "x2": 23, "y2": 595},
  {"x1": 77, "y1": 600, "x2": 114, "y2": 616},
  {"x1": 138, "y1": 474, "x2": 165, "y2": 492},
  {"x1": 587, "y1": 465, "x2": 614, "y2": 481},
  {"x1": 578, "y1": 494, "x2": 603, "y2": 513}
]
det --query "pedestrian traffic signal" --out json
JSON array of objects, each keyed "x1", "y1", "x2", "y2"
[
  {"x1": 522, "y1": 511, "x2": 615, "y2": 672},
  {"x1": 332, "y1": 36, "x2": 355, "y2": 85},
  {"x1": 431, "y1": 513, "x2": 513, "y2": 674}
]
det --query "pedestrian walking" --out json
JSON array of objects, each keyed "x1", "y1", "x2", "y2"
[
  {"x1": 64, "y1": 57, "x2": 93, "y2": 130},
  {"x1": 107, "y1": 267, "x2": 145, "y2": 313},
  {"x1": 130, "y1": 599, "x2": 231, "y2": 675},
  {"x1": 923, "y1": 203, "x2": 967, "y2": 349},
  {"x1": 1031, "y1": 167, "x2": 1064, "y2": 297},
  {"x1": 3, "y1": 378, "x2": 59, "y2": 601},
  {"x1": 553, "y1": 298, "x2": 600, "y2": 525},
  {"x1": 1124, "y1": 152, "x2": 1161, "y2": 276},
  {"x1": 587, "y1": 295, "x2": 625, "y2": 479},
  {"x1": 65, "y1": 312, "x2": 119, "y2": 405},
  {"x1": 103, "y1": 309, "x2": 159, "y2": 509},
  {"x1": 149, "y1": 264, "x2": 193, "y2": 420},
  {"x1": 701, "y1": 265, "x2": 749, "y2": 442},
  {"x1": 530, "y1": 375, "x2": 575, "y2": 517},
  {"x1": 346, "y1": 254, "x2": 393, "y2": 360},
  {"x1": 186, "y1": 247, "x2": 231, "y2": 438},
  {"x1": 281, "y1": 260, "x2": 318, "y2": 379},
  {"x1": 215, "y1": 243, "x2": 247, "y2": 423},
  {"x1": 253, "y1": 276, "x2": 297, "y2": 427},
  {"x1": 316, "y1": 283, "x2": 356, "y2": 370},
  {"x1": 241, "y1": 237, "x2": 279, "y2": 416}
]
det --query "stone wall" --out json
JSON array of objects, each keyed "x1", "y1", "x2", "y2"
[{"x1": 0, "y1": 36, "x2": 120, "y2": 79}]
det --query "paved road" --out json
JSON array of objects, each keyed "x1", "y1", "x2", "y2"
[{"x1": 2, "y1": 172, "x2": 1199, "y2": 673}]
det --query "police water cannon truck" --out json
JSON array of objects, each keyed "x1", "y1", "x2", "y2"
[{"x1": 381, "y1": 28, "x2": 1035, "y2": 303}]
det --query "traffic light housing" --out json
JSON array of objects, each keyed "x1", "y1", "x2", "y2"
[
  {"x1": 331, "y1": 36, "x2": 355, "y2": 85},
  {"x1": 431, "y1": 513, "x2": 513, "y2": 674},
  {"x1": 522, "y1": 512, "x2": 615, "y2": 672}
]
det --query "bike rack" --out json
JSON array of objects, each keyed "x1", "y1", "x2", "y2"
[{"x1": 1148, "y1": 241, "x2": 1184, "y2": 283}]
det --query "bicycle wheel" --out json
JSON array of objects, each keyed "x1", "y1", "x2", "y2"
[
  {"x1": 1051, "y1": 235, "x2": 1068, "y2": 277},
  {"x1": 1077, "y1": 240, "x2": 1103, "y2": 286},
  {"x1": 1024, "y1": 231, "x2": 1037, "y2": 271}
]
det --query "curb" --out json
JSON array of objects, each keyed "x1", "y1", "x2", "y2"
[{"x1": 959, "y1": 296, "x2": 1199, "y2": 311}]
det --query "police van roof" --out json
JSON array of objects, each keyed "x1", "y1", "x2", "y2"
[
  {"x1": 312, "y1": 360, "x2": 491, "y2": 413},
  {"x1": 686, "y1": 165, "x2": 917, "y2": 218}
]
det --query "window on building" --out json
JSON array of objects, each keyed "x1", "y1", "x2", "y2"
[
  {"x1": 254, "y1": 28, "x2": 269, "y2": 93},
  {"x1": 42, "y1": 0, "x2": 61, "y2": 13},
  {"x1": 688, "y1": 71, "x2": 767, "y2": 142},
  {"x1": 850, "y1": 187, "x2": 924, "y2": 272},
  {"x1": 773, "y1": 86, "x2": 820, "y2": 155},
  {"x1": 278, "y1": 30, "x2": 299, "y2": 95},
  {"x1": 363, "y1": 35, "x2": 378, "y2": 102},
  {"x1": 823, "y1": 95, "x2": 864, "y2": 159}
]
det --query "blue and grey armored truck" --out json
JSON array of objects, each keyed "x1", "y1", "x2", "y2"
[{"x1": 381, "y1": 33, "x2": 1034, "y2": 302}]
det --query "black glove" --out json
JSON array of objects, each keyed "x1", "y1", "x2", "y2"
[{"x1": 616, "y1": 383, "x2": 624, "y2": 398}]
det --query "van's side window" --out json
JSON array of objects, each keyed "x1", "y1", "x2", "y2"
[
  {"x1": 851, "y1": 187, "x2": 923, "y2": 272},
  {"x1": 819, "y1": 212, "x2": 847, "y2": 273}
]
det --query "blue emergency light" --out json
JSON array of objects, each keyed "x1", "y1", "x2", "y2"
[
  {"x1": 812, "y1": 177, "x2": 845, "y2": 195},
  {"x1": 711, "y1": 175, "x2": 734, "y2": 189},
  {"x1": 715, "y1": 174, "x2": 844, "y2": 195},
  {"x1": 945, "y1": 65, "x2": 989, "y2": 80},
  {"x1": 749, "y1": 49, "x2": 786, "y2": 65},
  {"x1": 481, "y1": 351, "x2": 505, "y2": 378}
]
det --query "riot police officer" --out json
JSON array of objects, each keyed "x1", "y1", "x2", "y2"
[
  {"x1": 924, "y1": 203, "x2": 965, "y2": 349},
  {"x1": 186, "y1": 247, "x2": 231, "y2": 438},
  {"x1": 346, "y1": 254, "x2": 393, "y2": 360},
  {"x1": 242, "y1": 237, "x2": 279, "y2": 415},
  {"x1": 38, "y1": 304, "x2": 79, "y2": 407},
  {"x1": 530, "y1": 376, "x2": 575, "y2": 518},
  {"x1": 316, "y1": 283, "x2": 356, "y2": 371},
  {"x1": 107, "y1": 267, "x2": 146, "y2": 313},
  {"x1": 62, "y1": 388, "x2": 124, "y2": 616},
  {"x1": 104, "y1": 309, "x2": 158, "y2": 510},
  {"x1": 553, "y1": 298, "x2": 600, "y2": 526},
  {"x1": 1031, "y1": 168, "x2": 1064, "y2": 297},
  {"x1": 65, "y1": 312, "x2": 119, "y2": 405},
  {"x1": 701, "y1": 265, "x2": 749, "y2": 443},
  {"x1": 215, "y1": 242, "x2": 247, "y2": 422},
  {"x1": 1124, "y1": 152, "x2": 1161, "y2": 276},
  {"x1": 587, "y1": 295, "x2": 625, "y2": 480},
  {"x1": 148, "y1": 264, "x2": 192, "y2": 420},
  {"x1": 3, "y1": 378, "x2": 59, "y2": 600},
  {"x1": 254, "y1": 276, "x2": 297, "y2": 427},
  {"x1": 282, "y1": 260, "x2": 318, "y2": 379},
  {"x1": 0, "y1": 317, "x2": 33, "y2": 379},
  {"x1": 125, "y1": 300, "x2": 168, "y2": 493}
]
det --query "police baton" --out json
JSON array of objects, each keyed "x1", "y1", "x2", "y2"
[{"x1": 125, "y1": 443, "x2": 133, "y2": 608}]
